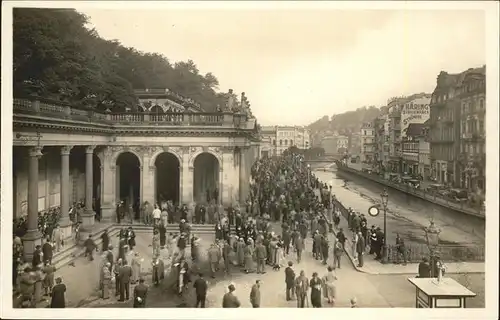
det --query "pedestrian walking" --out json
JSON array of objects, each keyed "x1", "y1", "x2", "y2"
[
  {"x1": 50, "y1": 277, "x2": 66, "y2": 308},
  {"x1": 222, "y1": 284, "x2": 241, "y2": 308},
  {"x1": 133, "y1": 278, "x2": 148, "y2": 308},
  {"x1": 193, "y1": 273, "x2": 208, "y2": 308},
  {"x1": 250, "y1": 280, "x2": 261, "y2": 308}
]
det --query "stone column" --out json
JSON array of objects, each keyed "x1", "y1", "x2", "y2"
[
  {"x1": 149, "y1": 165, "x2": 157, "y2": 205},
  {"x1": 221, "y1": 150, "x2": 233, "y2": 206},
  {"x1": 22, "y1": 146, "x2": 43, "y2": 260},
  {"x1": 139, "y1": 165, "x2": 144, "y2": 205},
  {"x1": 239, "y1": 147, "x2": 247, "y2": 203},
  {"x1": 181, "y1": 149, "x2": 192, "y2": 204},
  {"x1": 59, "y1": 146, "x2": 73, "y2": 240},
  {"x1": 115, "y1": 165, "x2": 121, "y2": 203},
  {"x1": 81, "y1": 145, "x2": 96, "y2": 232}
]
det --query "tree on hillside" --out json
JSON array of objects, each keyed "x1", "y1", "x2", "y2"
[{"x1": 13, "y1": 8, "x2": 237, "y2": 112}]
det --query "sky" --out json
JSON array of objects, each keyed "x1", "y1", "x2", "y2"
[{"x1": 78, "y1": 5, "x2": 486, "y2": 126}]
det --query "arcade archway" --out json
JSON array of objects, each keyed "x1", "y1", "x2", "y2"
[
  {"x1": 155, "y1": 152, "x2": 181, "y2": 205},
  {"x1": 193, "y1": 153, "x2": 220, "y2": 204},
  {"x1": 116, "y1": 152, "x2": 141, "y2": 219}
]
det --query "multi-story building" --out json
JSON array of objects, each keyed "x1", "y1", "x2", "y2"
[
  {"x1": 457, "y1": 66, "x2": 486, "y2": 192},
  {"x1": 264, "y1": 125, "x2": 311, "y2": 156},
  {"x1": 337, "y1": 135, "x2": 349, "y2": 154},
  {"x1": 387, "y1": 97, "x2": 405, "y2": 173},
  {"x1": 360, "y1": 122, "x2": 376, "y2": 163},
  {"x1": 401, "y1": 123, "x2": 424, "y2": 175},
  {"x1": 349, "y1": 132, "x2": 362, "y2": 157},
  {"x1": 417, "y1": 120, "x2": 431, "y2": 179},
  {"x1": 429, "y1": 67, "x2": 484, "y2": 186},
  {"x1": 372, "y1": 115, "x2": 386, "y2": 172},
  {"x1": 260, "y1": 126, "x2": 277, "y2": 158},
  {"x1": 386, "y1": 93, "x2": 431, "y2": 174}
]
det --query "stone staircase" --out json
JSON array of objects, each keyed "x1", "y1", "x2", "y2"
[{"x1": 52, "y1": 223, "x2": 216, "y2": 270}]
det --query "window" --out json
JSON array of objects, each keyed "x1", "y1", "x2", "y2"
[
  {"x1": 273, "y1": 139, "x2": 276, "y2": 146},
  {"x1": 461, "y1": 121, "x2": 466, "y2": 133},
  {"x1": 479, "y1": 99, "x2": 484, "y2": 109},
  {"x1": 479, "y1": 120, "x2": 484, "y2": 133},
  {"x1": 285, "y1": 140, "x2": 288, "y2": 145},
  {"x1": 279, "y1": 139, "x2": 283, "y2": 146}
]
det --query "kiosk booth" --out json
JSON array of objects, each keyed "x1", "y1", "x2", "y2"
[{"x1": 408, "y1": 277, "x2": 476, "y2": 308}]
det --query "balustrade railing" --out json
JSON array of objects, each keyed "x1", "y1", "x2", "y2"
[{"x1": 13, "y1": 98, "x2": 244, "y2": 128}]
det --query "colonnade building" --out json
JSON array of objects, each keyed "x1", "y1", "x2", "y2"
[{"x1": 13, "y1": 91, "x2": 260, "y2": 258}]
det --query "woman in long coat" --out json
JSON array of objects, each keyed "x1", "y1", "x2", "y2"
[
  {"x1": 50, "y1": 277, "x2": 66, "y2": 308},
  {"x1": 152, "y1": 229, "x2": 160, "y2": 258},
  {"x1": 275, "y1": 237, "x2": 285, "y2": 267},
  {"x1": 229, "y1": 235, "x2": 238, "y2": 266},
  {"x1": 236, "y1": 238, "x2": 246, "y2": 267},
  {"x1": 351, "y1": 232, "x2": 359, "y2": 264},
  {"x1": 269, "y1": 237, "x2": 278, "y2": 266},
  {"x1": 322, "y1": 266, "x2": 337, "y2": 304},
  {"x1": 131, "y1": 252, "x2": 142, "y2": 284},
  {"x1": 309, "y1": 272, "x2": 322, "y2": 308},
  {"x1": 244, "y1": 241, "x2": 254, "y2": 273}
]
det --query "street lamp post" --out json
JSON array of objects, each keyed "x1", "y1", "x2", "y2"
[
  {"x1": 380, "y1": 189, "x2": 389, "y2": 264},
  {"x1": 425, "y1": 219, "x2": 441, "y2": 278}
]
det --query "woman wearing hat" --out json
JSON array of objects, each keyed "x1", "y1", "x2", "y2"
[
  {"x1": 309, "y1": 272, "x2": 322, "y2": 308},
  {"x1": 244, "y1": 239, "x2": 254, "y2": 273}
]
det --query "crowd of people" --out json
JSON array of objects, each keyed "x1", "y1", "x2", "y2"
[{"x1": 13, "y1": 148, "x2": 448, "y2": 309}]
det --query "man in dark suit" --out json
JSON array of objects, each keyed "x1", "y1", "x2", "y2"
[
  {"x1": 84, "y1": 234, "x2": 96, "y2": 261},
  {"x1": 222, "y1": 284, "x2": 240, "y2": 308},
  {"x1": 193, "y1": 273, "x2": 208, "y2": 308},
  {"x1": 250, "y1": 280, "x2": 261, "y2": 308},
  {"x1": 100, "y1": 229, "x2": 109, "y2": 252},
  {"x1": 284, "y1": 261, "x2": 296, "y2": 301},
  {"x1": 32, "y1": 245, "x2": 42, "y2": 267},
  {"x1": 42, "y1": 238, "x2": 53, "y2": 265},
  {"x1": 418, "y1": 257, "x2": 431, "y2": 278},
  {"x1": 133, "y1": 278, "x2": 148, "y2": 308},
  {"x1": 356, "y1": 232, "x2": 366, "y2": 268},
  {"x1": 118, "y1": 261, "x2": 133, "y2": 301}
]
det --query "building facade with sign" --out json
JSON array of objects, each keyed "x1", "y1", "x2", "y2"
[{"x1": 13, "y1": 91, "x2": 261, "y2": 258}]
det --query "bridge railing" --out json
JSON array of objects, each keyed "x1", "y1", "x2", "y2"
[{"x1": 13, "y1": 97, "x2": 248, "y2": 128}]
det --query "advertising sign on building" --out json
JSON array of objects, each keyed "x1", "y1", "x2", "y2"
[{"x1": 401, "y1": 97, "x2": 431, "y2": 137}]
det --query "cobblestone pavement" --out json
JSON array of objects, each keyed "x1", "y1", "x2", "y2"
[{"x1": 314, "y1": 169, "x2": 484, "y2": 247}]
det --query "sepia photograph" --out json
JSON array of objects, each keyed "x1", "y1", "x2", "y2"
[{"x1": 1, "y1": 1, "x2": 498, "y2": 319}]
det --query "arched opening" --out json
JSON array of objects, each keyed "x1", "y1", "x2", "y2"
[
  {"x1": 92, "y1": 154, "x2": 102, "y2": 221},
  {"x1": 155, "y1": 152, "x2": 181, "y2": 205},
  {"x1": 193, "y1": 153, "x2": 220, "y2": 204},
  {"x1": 116, "y1": 152, "x2": 141, "y2": 220}
]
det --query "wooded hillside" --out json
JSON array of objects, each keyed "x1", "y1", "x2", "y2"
[
  {"x1": 13, "y1": 8, "x2": 235, "y2": 112},
  {"x1": 308, "y1": 106, "x2": 382, "y2": 135}
]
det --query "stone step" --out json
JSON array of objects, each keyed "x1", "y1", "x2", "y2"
[
  {"x1": 53, "y1": 227, "x2": 120, "y2": 270},
  {"x1": 52, "y1": 224, "x2": 217, "y2": 269}
]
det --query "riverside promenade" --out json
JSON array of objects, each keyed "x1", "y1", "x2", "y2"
[{"x1": 335, "y1": 162, "x2": 485, "y2": 219}]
